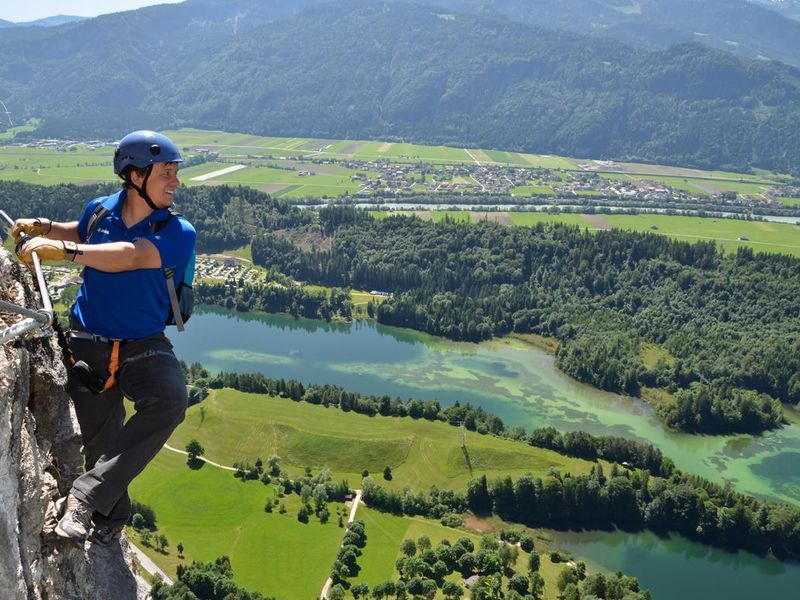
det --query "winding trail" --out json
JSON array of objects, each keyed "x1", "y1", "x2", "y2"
[
  {"x1": 162, "y1": 443, "x2": 237, "y2": 471},
  {"x1": 319, "y1": 489, "x2": 363, "y2": 600}
]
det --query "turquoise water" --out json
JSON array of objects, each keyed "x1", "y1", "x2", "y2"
[{"x1": 547, "y1": 529, "x2": 800, "y2": 600}]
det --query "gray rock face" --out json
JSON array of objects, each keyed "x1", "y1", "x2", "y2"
[{"x1": 0, "y1": 249, "x2": 148, "y2": 599}]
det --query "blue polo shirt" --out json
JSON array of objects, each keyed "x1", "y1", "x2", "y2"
[{"x1": 70, "y1": 190, "x2": 196, "y2": 340}]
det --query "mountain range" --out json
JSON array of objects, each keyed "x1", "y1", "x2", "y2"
[
  {"x1": 0, "y1": 15, "x2": 84, "y2": 28},
  {"x1": 1, "y1": 0, "x2": 799, "y2": 174}
]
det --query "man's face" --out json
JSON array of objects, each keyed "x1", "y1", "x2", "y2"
[{"x1": 134, "y1": 162, "x2": 180, "y2": 207}]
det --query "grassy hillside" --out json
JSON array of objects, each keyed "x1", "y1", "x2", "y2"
[
  {"x1": 167, "y1": 389, "x2": 597, "y2": 492},
  {"x1": 130, "y1": 389, "x2": 601, "y2": 598}
]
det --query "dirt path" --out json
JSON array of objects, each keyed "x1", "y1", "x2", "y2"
[
  {"x1": 319, "y1": 489, "x2": 363, "y2": 599},
  {"x1": 162, "y1": 443, "x2": 237, "y2": 472}
]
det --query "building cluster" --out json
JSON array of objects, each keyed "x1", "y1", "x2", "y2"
[
  {"x1": 11, "y1": 139, "x2": 112, "y2": 151},
  {"x1": 194, "y1": 256, "x2": 262, "y2": 285}
]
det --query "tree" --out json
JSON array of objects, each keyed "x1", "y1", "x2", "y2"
[
  {"x1": 297, "y1": 505, "x2": 310, "y2": 523},
  {"x1": 383, "y1": 465, "x2": 393, "y2": 481},
  {"x1": 442, "y1": 580, "x2": 462, "y2": 599},
  {"x1": 351, "y1": 582, "x2": 370, "y2": 598},
  {"x1": 267, "y1": 454, "x2": 281, "y2": 476},
  {"x1": 528, "y1": 550, "x2": 541, "y2": 573},
  {"x1": 508, "y1": 573, "x2": 529, "y2": 594},
  {"x1": 417, "y1": 535, "x2": 432, "y2": 551},
  {"x1": 131, "y1": 513, "x2": 146, "y2": 530},
  {"x1": 139, "y1": 529, "x2": 152, "y2": 547},
  {"x1": 401, "y1": 538, "x2": 417, "y2": 557},
  {"x1": 328, "y1": 584, "x2": 345, "y2": 600},
  {"x1": 530, "y1": 572, "x2": 545, "y2": 600},
  {"x1": 185, "y1": 439, "x2": 204, "y2": 459},
  {"x1": 467, "y1": 475, "x2": 492, "y2": 515},
  {"x1": 176, "y1": 541, "x2": 184, "y2": 558},
  {"x1": 156, "y1": 533, "x2": 169, "y2": 553}
]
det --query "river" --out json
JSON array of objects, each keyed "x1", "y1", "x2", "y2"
[{"x1": 170, "y1": 306, "x2": 800, "y2": 597}]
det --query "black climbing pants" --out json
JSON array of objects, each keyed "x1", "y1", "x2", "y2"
[{"x1": 65, "y1": 329, "x2": 187, "y2": 528}]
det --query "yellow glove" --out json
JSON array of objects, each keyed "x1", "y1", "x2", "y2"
[
  {"x1": 17, "y1": 237, "x2": 81, "y2": 264},
  {"x1": 11, "y1": 218, "x2": 51, "y2": 242}
]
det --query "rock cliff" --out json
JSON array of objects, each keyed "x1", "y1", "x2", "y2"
[{"x1": 0, "y1": 248, "x2": 148, "y2": 599}]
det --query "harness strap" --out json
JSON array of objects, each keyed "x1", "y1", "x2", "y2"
[{"x1": 103, "y1": 340, "x2": 122, "y2": 391}]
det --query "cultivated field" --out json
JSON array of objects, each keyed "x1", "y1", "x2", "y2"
[{"x1": 1, "y1": 126, "x2": 785, "y2": 201}]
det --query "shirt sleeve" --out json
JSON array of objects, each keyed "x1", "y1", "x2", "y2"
[{"x1": 142, "y1": 216, "x2": 196, "y2": 269}]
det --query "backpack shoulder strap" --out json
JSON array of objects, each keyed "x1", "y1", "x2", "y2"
[{"x1": 85, "y1": 204, "x2": 109, "y2": 243}]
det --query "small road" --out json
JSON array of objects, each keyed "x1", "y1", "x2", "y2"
[
  {"x1": 319, "y1": 489, "x2": 363, "y2": 600},
  {"x1": 162, "y1": 443, "x2": 237, "y2": 471},
  {"x1": 465, "y1": 148, "x2": 482, "y2": 166},
  {"x1": 128, "y1": 540, "x2": 174, "y2": 585}
]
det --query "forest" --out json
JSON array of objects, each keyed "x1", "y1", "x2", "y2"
[{"x1": 251, "y1": 207, "x2": 799, "y2": 434}]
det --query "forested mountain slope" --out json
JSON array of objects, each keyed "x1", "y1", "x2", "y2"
[
  {"x1": 398, "y1": 0, "x2": 800, "y2": 66},
  {"x1": 2, "y1": 0, "x2": 800, "y2": 172}
]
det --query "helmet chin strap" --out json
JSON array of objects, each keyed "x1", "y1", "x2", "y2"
[{"x1": 128, "y1": 165, "x2": 159, "y2": 210}]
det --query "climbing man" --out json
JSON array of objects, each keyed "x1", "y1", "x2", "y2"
[{"x1": 13, "y1": 130, "x2": 196, "y2": 545}]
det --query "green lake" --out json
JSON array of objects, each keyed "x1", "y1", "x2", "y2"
[{"x1": 171, "y1": 306, "x2": 800, "y2": 597}]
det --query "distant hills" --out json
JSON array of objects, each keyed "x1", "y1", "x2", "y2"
[
  {"x1": 0, "y1": 15, "x2": 84, "y2": 28},
  {"x1": 1, "y1": 0, "x2": 800, "y2": 174},
  {"x1": 750, "y1": 0, "x2": 800, "y2": 21}
]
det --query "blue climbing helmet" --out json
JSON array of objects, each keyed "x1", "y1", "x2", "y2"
[
  {"x1": 113, "y1": 130, "x2": 183, "y2": 210},
  {"x1": 113, "y1": 130, "x2": 182, "y2": 176}
]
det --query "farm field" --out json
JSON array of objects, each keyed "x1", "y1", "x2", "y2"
[
  {"x1": 166, "y1": 389, "x2": 599, "y2": 493},
  {"x1": 128, "y1": 448, "x2": 346, "y2": 599},
  {"x1": 599, "y1": 172, "x2": 773, "y2": 196},
  {"x1": 3, "y1": 127, "x2": 786, "y2": 201}
]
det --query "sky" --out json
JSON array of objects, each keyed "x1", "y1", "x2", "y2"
[{"x1": 0, "y1": 1, "x2": 184, "y2": 23}]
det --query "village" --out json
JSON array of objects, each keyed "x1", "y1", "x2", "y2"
[{"x1": 303, "y1": 156, "x2": 777, "y2": 209}]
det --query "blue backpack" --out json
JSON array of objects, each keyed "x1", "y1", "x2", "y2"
[{"x1": 85, "y1": 202, "x2": 195, "y2": 331}]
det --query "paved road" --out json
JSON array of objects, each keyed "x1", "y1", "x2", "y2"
[
  {"x1": 128, "y1": 540, "x2": 174, "y2": 585},
  {"x1": 319, "y1": 489, "x2": 363, "y2": 600}
]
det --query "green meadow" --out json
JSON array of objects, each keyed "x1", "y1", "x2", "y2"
[
  {"x1": 167, "y1": 389, "x2": 598, "y2": 493},
  {"x1": 129, "y1": 449, "x2": 346, "y2": 599}
]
